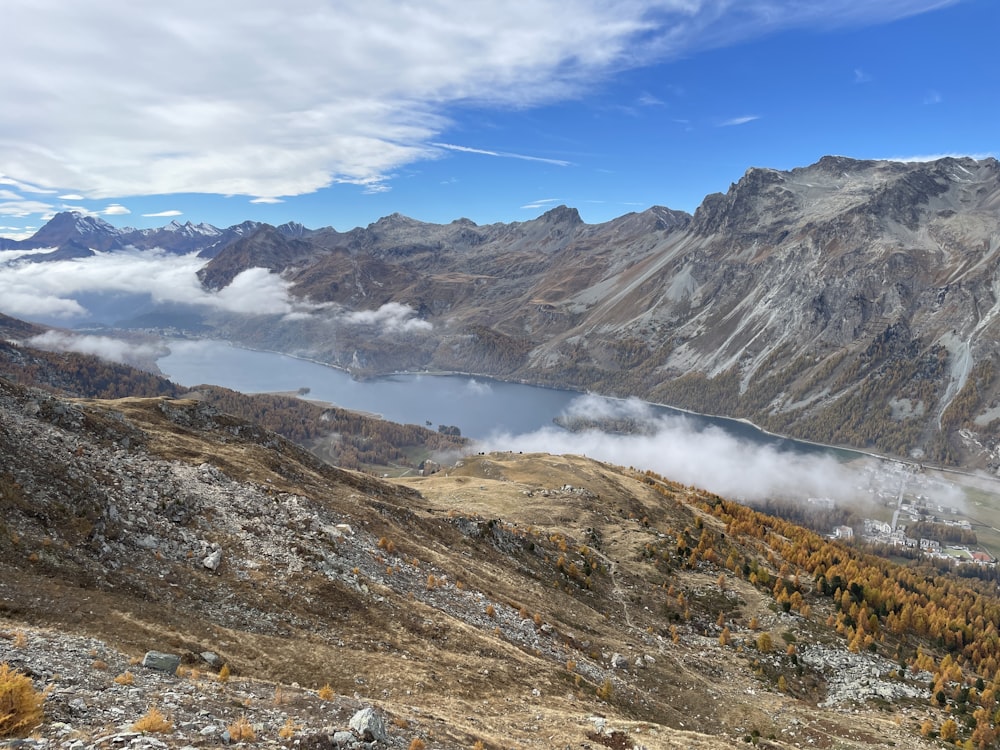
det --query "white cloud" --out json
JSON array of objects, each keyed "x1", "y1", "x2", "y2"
[
  {"x1": 477, "y1": 394, "x2": 859, "y2": 504},
  {"x1": 212, "y1": 268, "x2": 297, "y2": 315},
  {"x1": 0, "y1": 199, "x2": 55, "y2": 218},
  {"x1": 341, "y1": 302, "x2": 432, "y2": 333},
  {"x1": 521, "y1": 198, "x2": 563, "y2": 210},
  {"x1": 102, "y1": 203, "x2": 131, "y2": 215},
  {"x1": 0, "y1": 229, "x2": 37, "y2": 241},
  {"x1": 26, "y1": 330, "x2": 169, "y2": 365},
  {"x1": 0, "y1": 175, "x2": 56, "y2": 194},
  {"x1": 250, "y1": 197, "x2": 284, "y2": 204},
  {"x1": 0, "y1": 250, "x2": 301, "y2": 319},
  {"x1": 142, "y1": 209, "x2": 183, "y2": 217},
  {"x1": 465, "y1": 379, "x2": 492, "y2": 396},
  {"x1": 718, "y1": 115, "x2": 760, "y2": 127},
  {"x1": 432, "y1": 143, "x2": 572, "y2": 167},
  {"x1": 0, "y1": 1, "x2": 953, "y2": 203},
  {"x1": 58, "y1": 193, "x2": 85, "y2": 200},
  {"x1": 853, "y1": 67, "x2": 873, "y2": 84},
  {"x1": 0, "y1": 248, "x2": 57, "y2": 263},
  {"x1": 637, "y1": 92, "x2": 666, "y2": 106}
]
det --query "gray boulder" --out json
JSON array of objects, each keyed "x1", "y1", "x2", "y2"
[
  {"x1": 349, "y1": 707, "x2": 387, "y2": 742},
  {"x1": 203, "y1": 548, "x2": 222, "y2": 571},
  {"x1": 141, "y1": 651, "x2": 181, "y2": 675}
]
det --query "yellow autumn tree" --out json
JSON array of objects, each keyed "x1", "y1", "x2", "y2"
[{"x1": 940, "y1": 718, "x2": 958, "y2": 742}]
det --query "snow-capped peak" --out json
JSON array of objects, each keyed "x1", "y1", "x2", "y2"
[{"x1": 163, "y1": 220, "x2": 222, "y2": 237}]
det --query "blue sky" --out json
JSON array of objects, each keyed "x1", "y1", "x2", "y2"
[{"x1": 1, "y1": 0, "x2": 996, "y2": 239}]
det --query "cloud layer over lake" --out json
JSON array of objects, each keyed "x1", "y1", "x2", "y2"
[{"x1": 476, "y1": 394, "x2": 862, "y2": 504}]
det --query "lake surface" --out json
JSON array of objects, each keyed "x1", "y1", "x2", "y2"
[{"x1": 157, "y1": 339, "x2": 834, "y2": 456}]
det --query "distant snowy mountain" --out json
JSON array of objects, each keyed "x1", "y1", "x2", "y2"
[{"x1": 4, "y1": 212, "x2": 254, "y2": 258}]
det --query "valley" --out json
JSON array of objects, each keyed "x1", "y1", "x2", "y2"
[
  {"x1": 1, "y1": 154, "x2": 1000, "y2": 749},
  {"x1": 2, "y1": 156, "x2": 998, "y2": 471}
]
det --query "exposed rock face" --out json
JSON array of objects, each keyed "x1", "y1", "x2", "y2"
[{"x1": 204, "y1": 158, "x2": 1000, "y2": 465}]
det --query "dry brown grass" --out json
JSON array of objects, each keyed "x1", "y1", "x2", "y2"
[
  {"x1": 217, "y1": 664, "x2": 230, "y2": 683},
  {"x1": 408, "y1": 739, "x2": 426, "y2": 750},
  {"x1": 0, "y1": 438, "x2": 945, "y2": 750},
  {"x1": 113, "y1": 671, "x2": 134, "y2": 685},
  {"x1": 11, "y1": 631, "x2": 27, "y2": 648},
  {"x1": 0, "y1": 663, "x2": 47, "y2": 737},
  {"x1": 316, "y1": 683, "x2": 334, "y2": 701},
  {"x1": 132, "y1": 706, "x2": 172, "y2": 733},
  {"x1": 226, "y1": 713, "x2": 256, "y2": 742}
]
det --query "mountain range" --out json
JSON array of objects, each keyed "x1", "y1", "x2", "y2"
[
  {"x1": 5, "y1": 153, "x2": 1000, "y2": 746},
  {"x1": 5, "y1": 155, "x2": 1000, "y2": 470}
]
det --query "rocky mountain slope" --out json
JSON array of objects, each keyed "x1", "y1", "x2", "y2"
[
  {"x1": 0, "y1": 318, "x2": 463, "y2": 473},
  {"x1": 7, "y1": 156, "x2": 1000, "y2": 468},
  {"x1": 217, "y1": 157, "x2": 1000, "y2": 468},
  {"x1": 6, "y1": 372, "x2": 1000, "y2": 748}
]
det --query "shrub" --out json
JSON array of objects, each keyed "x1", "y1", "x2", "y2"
[
  {"x1": 317, "y1": 683, "x2": 334, "y2": 700},
  {"x1": 485, "y1": 604, "x2": 496, "y2": 618},
  {"x1": 279, "y1": 717, "x2": 301, "y2": 739},
  {"x1": 227, "y1": 714, "x2": 256, "y2": 742},
  {"x1": 12, "y1": 632, "x2": 27, "y2": 649},
  {"x1": 217, "y1": 664, "x2": 230, "y2": 683},
  {"x1": 133, "y1": 706, "x2": 172, "y2": 733},
  {"x1": 596, "y1": 678, "x2": 614, "y2": 702},
  {"x1": 114, "y1": 671, "x2": 135, "y2": 685},
  {"x1": 756, "y1": 633, "x2": 773, "y2": 653},
  {"x1": 408, "y1": 739, "x2": 426, "y2": 750},
  {"x1": 0, "y1": 663, "x2": 47, "y2": 737}
]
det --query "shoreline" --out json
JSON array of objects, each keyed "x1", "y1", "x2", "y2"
[{"x1": 161, "y1": 336, "x2": 998, "y2": 484}]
